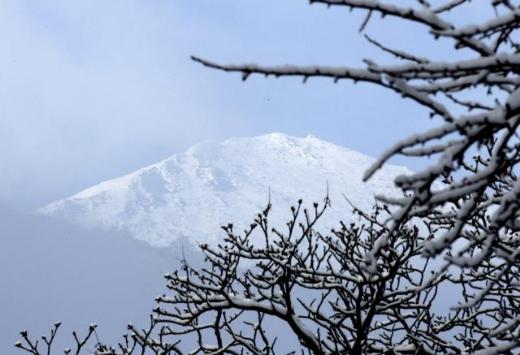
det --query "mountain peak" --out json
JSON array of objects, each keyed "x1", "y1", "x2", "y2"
[{"x1": 40, "y1": 133, "x2": 410, "y2": 247}]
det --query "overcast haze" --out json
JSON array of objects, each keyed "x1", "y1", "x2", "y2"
[{"x1": 0, "y1": 0, "x2": 488, "y2": 210}]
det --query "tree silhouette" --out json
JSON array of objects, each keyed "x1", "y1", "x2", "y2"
[
  {"x1": 15, "y1": 199, "x2": 520, "y2": 353},
  {"x1": 193, "y1": 0, "x2": 520, "y2": 322}
]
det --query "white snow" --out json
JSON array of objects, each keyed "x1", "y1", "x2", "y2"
[{"x1": 39, "y1": 133, "x2": 411, "y2": 247}]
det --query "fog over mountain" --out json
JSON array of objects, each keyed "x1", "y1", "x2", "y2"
[{"x1": 41, "y1": 133, "x2": 410, "y2": 247}]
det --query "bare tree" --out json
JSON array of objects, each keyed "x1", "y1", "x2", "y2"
[
  {"x1": 14, "y1": 199, "x2": 520, "y2": 353},
  {"x1": 15, "y1": 316, "x2": 182, "y2": 355},
  {"x1": 153, "y1": 199, "x2": 445, "y2": 354},
  {"x1": 192, "y1": 0, "x2": 520, "y2": 318}
]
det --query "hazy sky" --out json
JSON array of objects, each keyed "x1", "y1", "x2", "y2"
[{"x1": 0, "y1": 0, "x2": 489, "y2": 210}]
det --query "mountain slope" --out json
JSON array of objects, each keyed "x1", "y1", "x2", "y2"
[{"x1": 41, "y1": 133, "x2": 410, "y2": 247}]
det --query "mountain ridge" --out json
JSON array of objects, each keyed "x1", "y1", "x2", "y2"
[{"x1": 41, "y1": 133, "x2": 410, "y2": 247}]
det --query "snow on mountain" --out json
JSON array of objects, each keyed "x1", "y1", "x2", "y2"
[{"x1": 40, "y1": 133, "x2": 411, "y2": 247}]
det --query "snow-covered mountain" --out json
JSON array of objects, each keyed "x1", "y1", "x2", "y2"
[{"x1": 40, "y1": 133, "x2": 411, "y2": 247}]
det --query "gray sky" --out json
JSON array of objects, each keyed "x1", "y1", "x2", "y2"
[{"x1": 0, "y1": 0, "x2": 488, "y2": 210}]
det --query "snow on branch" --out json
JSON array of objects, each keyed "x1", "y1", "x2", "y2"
[
  {"x1": 16, "y1": 200, "x2": 520, "y2": 353},
  {"x1": 192, "y1": 4, "x2": 520, "y2": 351}
]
